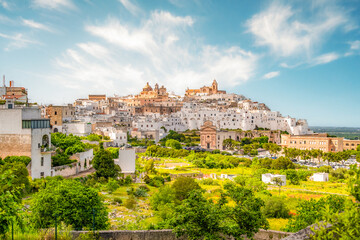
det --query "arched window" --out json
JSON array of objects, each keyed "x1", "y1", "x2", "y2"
[{"x1": 42, "y1": 135, "x2": 49, "y2": 148}]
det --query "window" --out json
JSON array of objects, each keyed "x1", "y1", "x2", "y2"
[
  {"x1": 54, "y1": 111, "x2": 57, "y2": 115},
  {"x1": 41, "y1": 157, "x2": 44, "y2": 166},
  {"x1": 55, "y1": 121, "x2": 57, "y2": 125},
  {"x1": 40, "y1": 172, "x2": 44, "y2": 178}
]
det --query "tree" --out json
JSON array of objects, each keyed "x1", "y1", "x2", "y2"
[
  {"x1": 0, "y1": 167, "x2": 23, "y2": 236},
  {"x1": 0, "y1": 162, "x2": 30, "y2": 198},
  {"x1": 172, "y1": 177, "x2": 201, "y2": 201},
  {"x1": 285, "y1": 169, "x2": 300, "y2": 185},
  {"x1": 270, "y1": 157, "x2": 295, "y2": 170},
  {"x1": 31, "y1": 179, "x2": 109, "y2": 230},
  {"x1": 349, "y1": 164, "x2": 360, "y2": 202},
  {"x1": 284, "y1": 195, "x2": 346, "y2": 232},
  {"x1": 150, "y1": 185, "x2": 176, "y2": 211},
  {"x1": 165, "y1": 139, "x2": 182, "y2": 150},
  {"x1": 144, "y1": 159, "x2": 156, "y2": 174},
  {"x1": 263, "y1": 143, "x2": 281, "y2": 157},
  {"x1": 1, "y1": 156, "x2": 31, "y2": 166},
  {"x1": 272, "y1": 177, "x2": 284, "y2": 195},
  {"x1": 92, "y1": 149, "x2": 121, "y2": 179},
  {"x1": 223, "y1": 138, "x2": 237, "y2": 150},
  {"x1": 262, "y1": 196, "x2": 290, "y2": 218},
  {"x1": 221, "y1": 184, "x2": 269, "y2": 239},
  {"x1": 173, "y1": 190, "x2": 224, "y2": 240}
]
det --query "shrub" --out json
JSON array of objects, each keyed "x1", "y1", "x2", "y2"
[
  {"x1": 145, "y1": 176, "x2": 165, "y2": 187},
  {"x1": 285, "y1": 169, "x2": 300, "y2": 185},
  {"x1": 113, "y1": 197, "x2": 123, "y2": 205},
  {"x1": 134, "y1": 188, "x2": 148, "y2": 197},
  {"x1": 262, "y1": 197, "x2": 290, "y2": 218},
  {"x1": 243, "y1": 158, "x2": 252, "y2": 167},
  {"x1": 165, "y1": 139, "x2": 182, "y2": 150},
  {"x1": 297, "y1": 170, "x2": 312, "y2": 181},
  {"x1": 146, "y1": 145, "x2": 189, "y2": 158},
  {"x1": 172, "y1": 177, "x2": 201, "y2": 201},
  {"x1": 284, "y1": 195, "x2": 347, "y2": 232},
  {"x1": 106, "y1": 178, "x2": 119, "y2": 193},
  {"x1": 211, "y1": 150, "x2": 220, "y2": 154},
  {"x1": 124, "y1": 175, "x2": 133, "y2": 185},
  {"x1": 139, "y1": 185, "x2": 150, "y2": 192},
  {"x1": 150, "y1": 185, "x2": 176, "y2": 211},
  {"x1": 199, "y1": 178, "x2": 219, "y2": 186},
  {"x1": 124, "y1": 196, "x2": 137, "y2": 209}
]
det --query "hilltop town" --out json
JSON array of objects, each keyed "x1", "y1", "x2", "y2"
[{"x1": 1, "y1": 78, "x2": 360, "y2": 239}]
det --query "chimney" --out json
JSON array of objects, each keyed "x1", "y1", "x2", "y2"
[
  {"x1": 2, "y1": 75, "x2": 4, "y2": 87},
  {"x1": 9, "y1": 80, "x2": 14, "y2": 87}
]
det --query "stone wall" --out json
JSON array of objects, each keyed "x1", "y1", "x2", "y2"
[
  {"x1": 71, "y1": 229, "x2": 291, "y2": 240},
  {"x1": 53, "y1": 162, "x2": 78, "y2": 177},
  {"x1": 0, "y1": 134, "x2": 31, "y2": 158}
]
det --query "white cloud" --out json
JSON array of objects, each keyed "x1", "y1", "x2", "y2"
[
  {"x1": 349, "y1": 40, "x2": 360, "y2": 50},
  {"x1": 118, "y1": 0, "x2": 141, "y2": 16},
  {"x1": 22, "y1": 19, "x2": 52, "y2": 32},
  {"x1": 311, "y1": 52, "x2": 339, "y2": 66},
  {"x1": 246, "y1": 1, "x2": 349, "y2": 58},
  {"x1": 263, "y1": 71, "x2": 280, "y2": 79},
  {"x1": 32, "y1": 0, "x2": 75, "y2": 10},
  {"x1": 51, "y1": 11, "x2": 258, "y2": 98},
  {"x1": 0, "y1": 0, "x2": 9, "y2": 10},
  {"x1": 0, "y1": 32, "x2": 38, "y2": 51}
]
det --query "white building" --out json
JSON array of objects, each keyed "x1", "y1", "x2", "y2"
[
  {"x1": 176, "y1": 101, "x2": 312, "y2": 135},
  {"x1": 262, "y1": 173, "x2": 286, "y2": 186},
  {"x1": 0, "y1": 107, "x2": 53, "y2": 179},
  {"x1": 63, "y1": 122, "x2": 92, "y2": 136},
  {"x1": 310, "y1": 172, "x2": 329, "y2": 182},
  {"x1": 115, "y1": 148, "x2": 136, "y2": 174}
]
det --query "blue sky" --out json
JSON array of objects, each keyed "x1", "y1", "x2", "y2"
[{"x1": 0, "y1": 0, "x2": 360, "y2": 127}]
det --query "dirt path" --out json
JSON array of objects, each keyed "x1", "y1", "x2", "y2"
[{"x1": 267, "y1": 186, "x2": 349, "y2": 196}]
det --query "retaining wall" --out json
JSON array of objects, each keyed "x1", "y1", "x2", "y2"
[{"x1": 71, "y1": 229, "x2": 292, "y2": 240}]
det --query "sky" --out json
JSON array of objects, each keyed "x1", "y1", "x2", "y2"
[{"x1": 0, "y1": 0, "x2": 360, "y2": 127}]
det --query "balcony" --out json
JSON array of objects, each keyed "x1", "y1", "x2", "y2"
[{"x1": 41, "y1": 146, "x2": 56, "y2": 153}]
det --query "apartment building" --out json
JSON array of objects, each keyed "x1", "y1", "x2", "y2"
[
  {"x1": 281, "y1": 134, "x2": 344, "y2": 152},
  {"x1": 0, "y1": 106, "x2": 53, "y2": 178},
  {"x1": 45, "y1": 104, "x2": 75, "y2": 132}
]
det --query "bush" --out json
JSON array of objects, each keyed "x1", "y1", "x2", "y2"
[
  {"x1": 172, "y1": 177, "x2": 201, "y2": 201},
  {"x1": 165, "y1": 139, "x2": 182, "y2": 150},
  {"x1": 1, "y1": 156, "x2": 31, "y2": 166},
  {"x1": 262, "y1": 197, "x2": 290, "y2": 218},
  {"x1": 199, "y1": 178, "x2": 219, "y2": 186},
  {"x1": 211, "y1": 150, "x2": 220, "y2": 154},
  {"x1": 186, "y1": 152, "x2": 241, "y2": 169},
  {"x1": 124, "y1": 175, "x2": 133, "y2": 185},
  {"x1": 146, "y1": 176, "x2": 165, "y2": 187},
  {"x1": 134, "y1": 188, "x2": 148, "y2": 197},
  {"x1": 146, "y1": 145, "x2": 189, "y2": 158},
  {"x1": 284, "y1": 195, "x2": 347, "y2": 232},
  {"x1": 113, "y1": 197, "x2": 123, "y2": 205},
  {"x1": 150, "y1": 185, "x2": 176, "y2": 211},
  {"x1": 285, "y1": 169, "x2": 300, "y2": 185},
  {"x1": 243, "y1": 158, "x2": 252, "y2": 167},
  {"x1": 106, "y1": 178, "x2": 119, "y2": 193},
  {"x1": 139, "y1": 185, "x2": 150, "y2": 192},
  {"x1": 297, "y1": 170, "x2": 312, "y2": 181},
  {"x1": 124, "y1": 196, "x2": 137, "y2": 209}
]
